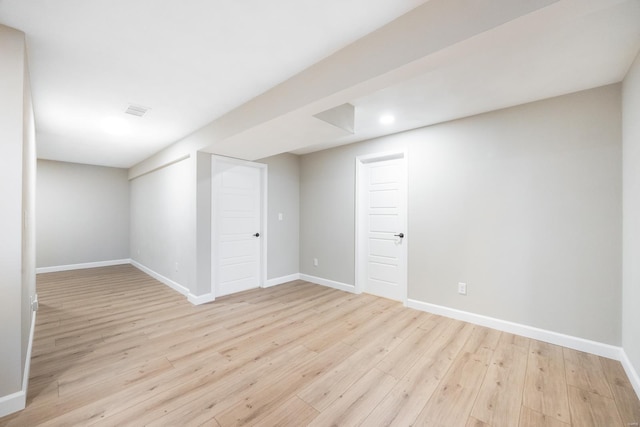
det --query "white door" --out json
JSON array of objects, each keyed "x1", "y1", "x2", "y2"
[
  {"x1": 356, "y1": 154, "x2": 407, "y2": 302},
  {"x1": 212, "y1": 157, "x2": 265, "y2": 297}
]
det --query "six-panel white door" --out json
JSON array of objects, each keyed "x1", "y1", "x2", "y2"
[
  {"x1": 360, "y1": 156, "x2": 407, "y2": 302},
  {"x1": 212, "y1": 157, "x2": 263, "y2": 297}
]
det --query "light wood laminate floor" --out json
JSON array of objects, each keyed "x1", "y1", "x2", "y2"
[{"x1": 1, "y1": 265, "x2": 639, "y2": 426}]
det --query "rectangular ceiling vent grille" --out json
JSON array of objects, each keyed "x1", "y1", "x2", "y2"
[{"x1": 124, "y1": 104, "x2": 149, "y2": 117}]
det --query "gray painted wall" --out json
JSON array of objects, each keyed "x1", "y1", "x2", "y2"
[
  {"x1": 300, "y1": 84, "x2": 622, "y2": 345},
  {"x1": 37, "y1": 160, "x2": 130, "y2": 268},
  {"x1": 130, "y1": 157, "x2": 192, "y2": 289},
  {"x1": 0, "y1": 23, "x2": 36, "y2": 407},
  {"x1": 130, "y1": 152, "x2": 301, "y2": 296},
  {"x1": 259, "y1": 153, "x2": 300, "y2": 279},
  {"x1": 623, "y1": 52, "x2": 640, "y2": 383},
  {"x1": 21, "y1": 67, "x2": 36, "y2": 377}
]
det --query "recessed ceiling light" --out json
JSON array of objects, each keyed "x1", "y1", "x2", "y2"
[
  {"x1": 379, "y1": 114, "x2": 395, "y2": 125},
  {"x1": 101, "y1": 117, "x2": 130, "y2": 136}
]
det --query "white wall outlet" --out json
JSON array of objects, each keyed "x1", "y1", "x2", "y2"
[
  {"x1": 313, "y1": 258, "x2": 318, "y2": 267},
  {"x1": 31, "y1": 294, "x2": 39, "y2": 312},
  {"x1": 175, "y1": 262, "x2": 179, "y2": 272},
  {"x1": 458, "y1": 282, "x2": 467, "y2": 295},
  {"x1": 278, "y1": 213, "x2": 283, "y2": 221}
]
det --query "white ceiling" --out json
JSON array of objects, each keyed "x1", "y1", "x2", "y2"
[
  {"x1": 292, "y1": 0, "x2": 640, "y2": 154},
  {"x1": 1, "y1": 0, "x2": 639, "y2": 168},
  {"x1": 0, "y1": 0, "x2": 426, "y2": 167}
]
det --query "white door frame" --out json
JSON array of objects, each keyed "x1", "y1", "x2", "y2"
[
  {"x1": 355, "y1": 150, "x2": 408, "y2": 304},
  {"x1": 211, "y1": 155, "x2": 268, "y2": 297}
]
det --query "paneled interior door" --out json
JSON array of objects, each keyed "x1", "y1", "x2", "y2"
[
  {"x1": 212, "y1": 157, "x2": 264, "y2": 297},
  {"x1": 357, "y1": 154, "x2": 407, "y2": 302}
]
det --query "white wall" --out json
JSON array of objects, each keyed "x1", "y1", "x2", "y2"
[
  {"x1": 259, "y1": 153, "x2": 300, "y2": 280},
  {"x1": 300, "y1": 84, "x2": 622, "y2": 345},
  {"x1": 0, "y1": 23, "x2": 36, "y2": 415},
  {"x1": 622, "y1": 52, "x2": 640, "y2": 387},
  {"x1": 36, "y1": 160, "x2": 129, "y2": 268}
]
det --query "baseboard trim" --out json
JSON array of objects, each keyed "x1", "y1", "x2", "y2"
[
  {"x1": 0, "y1": 309, "x2": 36, "y2": 418},
  {"x1": 0, "y1": 390, "x2": 25, "y2": 418},
  {"x1": 264, "y1": 273, "x2": 301, "y2": 288},
  {"x1": 130, "y1": 260, "x2": 189, "y2": 297},
  {"x1": 187, "y1": 293, "x2": 216, "y2": 305},
  {"x1": 407, "y1": 299, "x2": 622, "y2": 360},
  {"x1": 36, "y1": 259, "x2": 131, "y2": 274},
  {"x1": 620, "y1": 350, "x2": 640, "y2": 399},
  {"x1": 300, "y1": 274, "x2": 356, "y2": 293}
]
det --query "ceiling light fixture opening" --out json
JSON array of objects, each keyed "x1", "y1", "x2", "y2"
[{"x1": 379, "y1": 114, "x2": 395, "y2": 125}]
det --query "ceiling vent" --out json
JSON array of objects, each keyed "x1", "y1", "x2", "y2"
[{"x1": 124, "y1": 104, "x2": 149, "y2": 117}]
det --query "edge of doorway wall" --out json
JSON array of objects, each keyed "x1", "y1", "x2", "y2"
[{"x1": 34, "y1": 260, "x2": 640, "y2": 400}]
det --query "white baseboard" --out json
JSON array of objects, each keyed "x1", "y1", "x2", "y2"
[
  {"x1": 407, "y1": 299, "x2": 622, "y2": 360},
  {"x1": 0, "y1": 390, "x2": 25, "y2": 418},
  {"x1": 0, "y1": 309, "x2": 36, "y2": 417},
  {"x1": 36, "y1": 258, "x2": 131, "y2": 274},
  {"x1": 130, "y1": 260, "x2": 189, "y2": 297},
  {"x1": 264, "y1": 273, "x2": 301, "y2": 288},
  {"x1": 188, "y1": 292, "x2": 216, "y2": 305},
  {"x1": 620, "y1": 350, "x2": 640, "y2": 399},
  {"x1": 300, "y1": 274, "x2": 356, "y2": 294}
]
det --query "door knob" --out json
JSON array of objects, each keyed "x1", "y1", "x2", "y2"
[
  {"x1": 253, "y1": 233, "x2": 260, "y2": 237},
  {"x1": 394, "y1": 233, "x2": 404, "y2": 238}
]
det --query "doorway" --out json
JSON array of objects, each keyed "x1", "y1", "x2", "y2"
[
  {"x1": 355, "y1": 151, "x2": 407, "y2": 303},
  {"x1": 211, "y1": 156, "x2": 267, "y2": 297}
]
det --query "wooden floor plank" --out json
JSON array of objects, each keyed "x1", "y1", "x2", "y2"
[
  {"x1": 564, "y1": 347, "x2": 613, "y2": 398},
  {"x1": 522, "y1": 340, "x2": 571, "y2": 424},
  {"x1": 251, "y1": 396, "x2": 319, "y2": 427},
  {"x1": 519, "y1": 406, "x2": 570, "y2": 427},
  {"x1": 412, "y1": 326, "x2": 502, "y2": 426},
  {"x1": 375, "y1": 314, "x2": 441, "y2": 379},
  {"x1": 1, "y1": 265, "x2": 638, "y2": 427},
  {"x1": 306, "y1": 368, "x2": 396, "y2": 427},
  {"x1": 600, "y1": 356, "x2": 640, "y2": 426},
  {"x1": 470, "y1": 333, "x2": 529, "y2": 427},
  {"x1": 295, "y1": 321, "x2": 405, "y2": 412},
  {"x1": 361, "y1": 319, "x2": 475, "y2": 426},
  {"x1": 213, "y1": 342, "x2": 355, "y2": 426},
  {"x1": 567, "y1": 385, "x2": 624, "y2": 427}
]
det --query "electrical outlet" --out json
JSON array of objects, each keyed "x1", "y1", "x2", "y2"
[
  {"x1": 458, "y1": 282, "x2": 467, "y2": 295},
  {"x1": 278, "y1": 213, "x2": 283, "y2": 221},
  {"x1": 313, "y1": 258, "x2": 318, "y2": 267},
  {"x1": 175, "y1": 262, "x2": 179, "y2": 272}
]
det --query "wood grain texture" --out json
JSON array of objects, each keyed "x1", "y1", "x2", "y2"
[
  {"x1": 519, "y1": 406, "x2": 570, "y2": 427},
  {"x1": 470, "y1": 333, "x2": 529, "y2": 427},
  {"x1": 0, "y1": 265, "x2": 638, "y2": 427},
  {"x1": 600, "y1": 356, "x2": 640, "y2": 426},
  {"x1": 523, "y1": 340, "x2": 571, "y2": 424},
  {"x1": 564, "y1": 347, "x2": 613, "y2": 398},
  {"x1": 567, "y1": 385, "x2": 624, "y2": 427}
]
